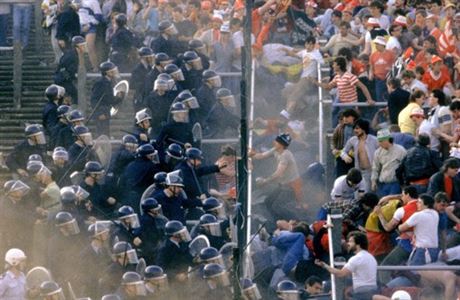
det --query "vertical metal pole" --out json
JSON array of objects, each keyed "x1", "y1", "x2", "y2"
[
  {"x1": 318, "y1": 63, "x2": 324, "y2": 164},
  {"x1": 234, "y1": 0, "x2": 253, "y2": 298},
  {"x1": 13, "y1": 41, "x2": 22, "y2": 108},
  {"x1": 77, "y1": 52, "x2": 87, "y2": 112}
]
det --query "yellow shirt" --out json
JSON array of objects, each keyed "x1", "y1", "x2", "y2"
[{"x1": 398, "y1": 102, "x2": 420, "y2": 136}]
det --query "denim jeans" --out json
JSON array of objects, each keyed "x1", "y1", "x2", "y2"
[
  {"x1": 0, "y1": 14, "x2": 8, "y2": 46},
  {"x1": 377, "y1": 182, "x2": 401, "y2": 197},
  {"x1": 408, "y1": 247, "x2": 439, "y2": 266},
  {"x1": 374, "y1": 78, "x2": 388, "y2": 102},
  {"x1": 13, "y1": 4, "x2": 32, "y2": 47},
  {"x1": 271, "y1": 231, "x2": 308, "y2": 275}
]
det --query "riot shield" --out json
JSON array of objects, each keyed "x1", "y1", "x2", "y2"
[
  {"x1": 192, "y1": 122, "x2": 202, "y2": 149},
  {"x1": 188, "y1": 235, "x2": 210, "y2": 258},
  {"x1": 26, "y1": 266, "x2": 53, "y2": 290},
  {"x1": 93, "y1": 135, "x2": 112, "y2": 169}
]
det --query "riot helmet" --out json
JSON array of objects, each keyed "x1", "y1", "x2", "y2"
[
  {"x1": 144, "y1": 265, "x2": 168, "y2": 292},
  {"x1": 141, "y1": 198, "x2": 162, "y2": 214},
  {"x1": 25, "y1": 124, "x2": 46, "y2": 145},
  {"x1": 122, "y1": 134, "x2": 139, "y2": 152},
  {"x1": 276, "y1": 280, "x2": 299, "y2": 300},
  {"x1": 118, "y1": 205, "x2": 140, "y2": 229},
  {"x1": 241, "y1": 278, "x2": 262, "y2": 300},
  {"x1": 153, "y1": 172, "x2": 168, "y2": 189},
  {"x1": 216, "y1": 88, "x2": 235, "y2": 107},
  {"x1": 183, "y1": 50, "x2": 203, "y2": 70},
  {"x1": 170, "y1": 102, "x2": 189, "y2": 123},
  {"x1": 112, "y1": 242, "x2": 139, "y2": 265},
  {"x1": 203, "y1": 263, "x2": 230, "y2": 289},
  {"x1": 203, "y1": 197, "x2": 226, "y2": 219},
  {"x1": 121, "y1": 272, "x2": 147, "y2": 297},
  {"x1": 202, "y1": 70, "x2": 222, "y2": 88},
  {"x1": 73, "y1": 125, "x2": 93, "y2": 146},
  {"x1": 165, "y1": 220, "x2": 191, "y2": 242},
  {"x1": 176, "y1": 90, "x2": 199, "y2": 109},
  {"x1": 136, "y1": 144, "x2": 159, "y2": 163},
  {"x1": 199, "y1": 247, "x2": 224, "y2": 265},
  {"x1": 55, "y1": 211, "x2": 80, "y2": 235},
  {"x1": 165, "y1": 64, "x2": 185, "y2": 82},
  {"x1": 40, "y1": 281, "x2": 65, "y2": 300},
  {"x1": 199, "y1": 214, "x2": 222, "y2": 237}
]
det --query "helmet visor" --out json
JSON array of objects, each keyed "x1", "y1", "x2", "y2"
[
  {"x1": 209, "y1": 204, "x2": 226, "y2": 219},
  {"x1": 58, "y1": 218, "x2": 80, "y2": 235},
  {"x1": 148, "y1": 274, "x2": 169, "y2": 292},
  {"x1": 154, "y1": 81, "x2": 169, "y2": 92},
  {"x1": 177, "y1": 227, "x2": 191, "y2": 242},
  {"x1": 8, "y1": 180, "x2": 31, "y2": 196},
  {"x1": 120, "y1": 213, "x2": 141, "y2": 229},
  {"x1": 210, "y1": 76, "x2": 222, "y2": 88},
  {"x1": 125, "y1": 249, "x2": 140, "y2": 264},
  {"x1": 124, "y1": 281, "x2": 147, "y2": 296},
  {"x1": 219, "y1": 95, "x2": 236, "y2": 108},
  {"x1": 52, "y1": 150, "x2": 69, "y2": 161},
  {"x1": 72, "y1": 185, "x2": 90, "y2": 201},
  {"x1": 172, "y1": 69, "x2": 185, "y2": 81},
  {"x1": 202, "y1": 222, "x2": 222, "y2": 237},
  {"x1": 171, "y1": 110, "x2": 189, "y2": 123},
  {"x1": 183, "y1": 96, "x2": 200, "y2": 109},
  {"x1": 243, "y1": 284, "x2": 262, "y2": 300},
  {"x1": 79, "y1": 132, "x2": 93, "y2": 146},
  {"x1": 191, "y1": 57, "x2": 203, "y2": 70},
  {"x1": 206, "y1": 270, "x2": 230, "y2": 288},
  {"x1": 30, "y1": 131, "x2": 46, "y2": 145},
  {"x1": 277, "y1": 292, "x2": 299, "y2": 300}
]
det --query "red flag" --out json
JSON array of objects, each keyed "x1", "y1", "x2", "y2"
[{"x1": 438, "y1": 19, "x2": 456, "y2": 56}]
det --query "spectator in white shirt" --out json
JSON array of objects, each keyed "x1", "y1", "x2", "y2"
[
  {"x1": 399, "y1": 194, "x2": 440, "y2": 265},
  {"x1": 315, "y1": 231, "x2": 378, "y2": 299}
]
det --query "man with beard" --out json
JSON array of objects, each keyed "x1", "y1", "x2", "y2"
[
  {"x1": 315, "y1": 231, "x2": 378, "y2": 300},
  {"x1": 90, "y1": 61, "x2": 124, "y2": 137}
]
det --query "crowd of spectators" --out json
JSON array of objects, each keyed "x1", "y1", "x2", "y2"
[{"x1": 0, "y1": 0, "x2": 460, "y2": 299}]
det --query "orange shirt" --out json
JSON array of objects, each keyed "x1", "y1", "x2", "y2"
[
  {"x1": 445, "y1": 175, "x2": 453, "y2": 200},
  {"x1": 252, "y1": 9, "x2": 262, "y2": 36},
  {"x1": 422, "y1": 68, "x2": 451, "y2": 91},
  {"x1": 370, "y1": 50, "x2": 395, "y2": 80}
]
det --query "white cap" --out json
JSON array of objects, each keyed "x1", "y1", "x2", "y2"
[
  {"x1": 391, "y1": 290, "x2": 412, "y2": 300},
  {"x1": 374, "y1": 36, "x2": 387, "y2": 46}
]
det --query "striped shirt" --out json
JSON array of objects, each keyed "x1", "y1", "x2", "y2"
[{"x1": 332, "y1": 71, "x2": 359, "y2": 103}]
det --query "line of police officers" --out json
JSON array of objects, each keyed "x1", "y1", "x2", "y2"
[{"x1": 0, "y1": 19, "x2": 265, "y2": 300}]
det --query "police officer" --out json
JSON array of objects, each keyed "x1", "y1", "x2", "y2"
[
  {"x1": 132, "y1": 109, "x2": 153, "y2": 145},
  {"x1": 6, "y1": 124, "x2": 47, "y2": 177},
  {"x1": 143, "y1": 265, "x2": 169, "y2": 298},
  {"x1": 150, "y1": 20, "x2": 185, "y2": 58},
  {"x1": 241, "y1": 278, "x2": 263, "y2": 300},
  {"x1": 110, "y1": 14, "x2": 136, "y2": 72},
  {"x1": 54, "y1": 35, "x2": 85, "y2": 104},
  {"x1": 0, "y1": 249, "x2": 27, "y2": 300},
  {"x1": 174, "y1": 90, "x2": 200, "y2": 124},
  {"x1": 175, "y1": 148, "x2": 226, "y2": 201},
  {"x1": 202, "y1": 263, "x2": 232, "y2": 298},
  {"x1": 160, "y1": 143, "x2": 184, "y2": 172},
  {"x1": 120, "y1": 144, "x2": 161, "y2": 211},
  {"x1": 58, "y1": 186, "x2": 91, "y2": 226},
  {"x1": 111, "y1": 206, "x2": 142, "y2": 249},
  {"x1": 78, "y1": 223, "x2": 112, "y2": 299},
  {"x1": 164, "y1": 63, "x2": 185, "y2": 92},
  {"x1": 204, "y1": 88, "x2": 239, "y2": 138},
  {"x1": 143, "y1": 78, "x2": 174, "y2": 136},
  {"x1": 50, "y1": 147, "x2": 71, "y2": 186},
  {"x1": 107, "y1": 135, "x2": 138, "y2": 191},
  {"x1": 155, "y1": 102, "x2": 194, "y2": 152},
  {"x1": 151, "y1": 171, "x2": 202, "y2": 224},
  {"x1": 156, "y1": 221, "x2": 193, "y2": 282},
  {"x1": 191, "y1": 214, "x2": 227, "y2": 249},
  {"x1": 116, "y1": 272, "x2": 147, "y2": 300},
  {"x1": 42, "y1": 84, "x2": 62, "y2": 137},
  {"x1": 148, "y1": 172, "x2": 168, "y2": 196},
  {"x1": 48, "y1": 105, "x2": 71, "y2": 151},
  {"x1": 47, "y1": 211, "x2": 83, "y2": 285},
  {"x1": 68, "y1": 125, "x2": 99, "y2": 173},
  {"x1": 180, "y1": 50, "x2": 203, "y2": 92},
  {"x1": 0, "y1": 181, "x2": 34, "y2": 252},
  {"x1": 80, "y1": 161, "x2": 117, "y2": 218},
  {"x1": 90, "y1": 61, "x2": 124, "y2": 137},
  {"x1": 195, "y1": 70, "x2": 222, "y2": 124},
  {"x1": 99, "y1": 242, "x2": 139, "y2": 295},
  {"x1": 188, "y1": 39, "x2": 210, "y2": 70},
  {"x1": 130, "y1": 47, "x2": 155, "y2": 111},
  {"x1": 276, "y1": 280, "x2": 300, "y2": 300},
  {"x1": 39, "y1": 281, "x2": 66, "y2": 300},
  {"x1": 143, "y1": 52, "x2": 173, "y2": 99},
  {"x1": 139, "y1": 198, "x2": 168, "y2": 264},
  {"x1": 55, "y1": 109, "x2": 84, "y2": 149}
]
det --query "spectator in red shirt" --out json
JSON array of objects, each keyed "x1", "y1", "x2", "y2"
[
  {"x1": 422, "y1": 55, "x2": 454, "y2": 95},
  {"x1": 370, "y1": 36, "x2": 395, "y2": 101}
]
